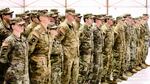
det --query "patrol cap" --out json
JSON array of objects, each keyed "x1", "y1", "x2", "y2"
[
  {"x1": 94, "y1": 14, "x2": 105, "y2": 20},
  {"x1": 50, "y1": 9, "x2": 59, "y2": 14},
  {"x1": 24, "y1": 10, "x2": 29, "y2": 14},
  {"x1": 65, "y1": 8, "x2": 75, "y2": 15},
  {"x1": 38, "y1": 9, "x2": 48, "y2": 14},
  {"x1": 143, "y1": 14, "x2": 149, "y2": 16},
  {"x1": 75, "y1": 13, "x2": 82, "y2": 18},
  {"x1": 101, "y1": 14, "x2": 107, "y2": 17},
  {"x1": 116, "y1": 16, "x2": 123, "y2": 20},
  {"x1": 123, "y1": 14, "x2": 131, "y2": 18},
  {"x1": 30, "y1": 10, "x2": 38, "y2": 13},
  {"x1": 38, "y1": 10, "x2": 49, "y2": 17},
  {"x1": 133, "y1": 17, "x2": 139, "y2": 20},
  {"x1": 15, "y1": 13, "x2": 23, "y2": 17},
  {"x1": 47, "y1": 12, "x2": 58, "y2": 17},
  {"x1": 10, "y1": 17, "x2": 25, "y2": 25},
  {"x1": 83, "y1": 13, "x2": 94, "y2": 19},
  {"x1": 105, "y1": 15, "x2": 113, "y2": 19},
  {"x1": 30, "y1": 12, "x2": 39, "y2": 18},
  {"x1": 0, "y1": 8, "x2": 14, "y2": 15}
]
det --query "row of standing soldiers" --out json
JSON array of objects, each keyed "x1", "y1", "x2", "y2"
[{"x1": 0, "y1": 8, "x2": 150, "y2": 84}]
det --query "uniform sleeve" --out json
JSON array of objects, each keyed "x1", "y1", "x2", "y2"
[
  {"x1": 0, "y1": 39, "x2": 12, "y2": 63},
  {"x1": 27, "y1": 30, "x2": 39, "y2": 55},
  {"x1": 0, "y1": 23, "x2": 10, "y2": 41},
  {"x1": 144, "y1": 24, "x2": 150, "y2": 41},
  {"x1": 23, "y1": 24, "x2": 32, "y2": 37},
  {"x1": 56, "y1": 26, "x2": 67, "y2": 41}
]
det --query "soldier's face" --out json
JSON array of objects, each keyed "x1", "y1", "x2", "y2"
[
  {"x1": 143, "y1": 16, "x2": 149, "y2": 21},
  {"x1": 49, "y1": 17, "x2": 55, "y2": 24},
  {"x1": 40, "y1": 16, "x2": 50, "y2": 24},
  {"x1": 32, "y1": 17, "x2": 40, "y2": 23},
  {"x1": 75, "y1": 17, "x2": 81, "y2": 22},
  {"x1": 3, "y1": 14, "x2": 12, "y2": 21},
  {"x1": 96, "y1": 19, "x2": 102, "y2": 26},
  {"x1": 13, "y1": 23, "x2": 25, "y2": 33},
  {"x1": 88, "y1": 18, "x2": 93, "y2": 25},
  {"x1": 108, "y1": 19, "x2": 113, "y2": 26},
  {"x1": 68, "y1": 14, "x2": 75, "y2": 22}
]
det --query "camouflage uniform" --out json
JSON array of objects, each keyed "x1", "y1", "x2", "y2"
[
  {"x1": 121, "y1": 22, "x2": 132, "y2": 77},
  {"x1": 113, "y1": 20, "x2": 126, "y2": 80},
  {"x1": 57, "y1": 19, "x2": 79, "y2": 84},
  {"x1": 142, "y1": 21, "x2": 150, "y2": 64},
  {"x1": 0, "y1": 34, "x2": 29, "y2": 84},
  {"x1": 92, "y1": 24, "x2": 104, "y2": 83},
  {"x1": 134, "y1": 23, "x2": 141, "y2": 68},
  {"x1": 28, "y1": 24, "x2": 52, "y2": 84},
  {"x1": 48, "y1": 24, "x2": 63, "y2": 84},
  {"x1": 101, "y1": 24, "x2": 114, "y2": 83},
  {"x1": 23, "y1": 12, "x2": 39, "y2": 37},
  {"x1": 0, "y1": 8, "x2": 13, "y2": 84},
  {"x1": 130, "y1": 24, "x2": 138, "y2": 71},
  {"x1": 79, "y1": 24, "x2": 94, "y2": 84},
  {"x1": 24, "y1": 22, "x2": 39, "y2": 37},
  {"x1": 138, "y1": 22, "x2": 146, "y2": 66},
  {"x1": 0, "y1": 17, "x2": 12, "y2": 46}
]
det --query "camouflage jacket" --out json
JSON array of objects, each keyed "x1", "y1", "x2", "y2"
[
  {"x1": 79, "y1": 24, "x2": 94, "y2": 55},
  {"x1": 24, "y1": 22, "x2": 39, "y2": 37},
  {"x1": 28, "y1": 23, "x2": 53, "y2": 55},
  {"x1": 93, "y1": 25, "x2": 104, "y2": 53},
  {"x1": 0, "y1": 19, "x2": 12, "y2": 46},
  {"x1": 101, "y1": 24, "x2": 114, "y2": 53},
  {"x1": 57, "y1": 19, "x2": 79, "y2": 58},
  {"x1": 0, "y1": 34, "x2": 29, "y2": 81},
  {"x1": 113, "y1": 22, "x2": 126, "y2": 51}
]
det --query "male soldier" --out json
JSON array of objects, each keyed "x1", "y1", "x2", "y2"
[
  {"x1": 50, "y1": 9, "x2": 60, "y2": 25},
  {"x1": 75, "y1": 13, "x2": 82, "y2": 29},
  {"x1": 101, "y1": 16, "x2": 114, "y2": 84},
  {"x1": 0, "y1": 8, "x2": 13, "y2": 84},
  {"x1": 132, "y1": 18, "x2": 142, "y2": 72},
  {"x1": 47, "y1": 12, "x2": 63, "y2": 84},
  {"x1": 0, "y1": 8, "x2": 13, "y2": 46},
  {"x1": 113, "y1": 16, "x2": 126, "y2": 82},
  {"x1": 23, "y1": 11, "x2": 30, "y2": 27},
  {"x1": 120, "y1": 14, "x2": 132, "y2": 80},
  {"x1": 0, "y1": 17, "x2": 29, "y2": 84},
  {"x1": 78, "y1": 13, "x2": 94, "y2": 84},
  {"x1": 28, "y1": 11, "x2": 52, "y2": 84},
  {"x1": 129, "y1": 18, "x2": 138, "y2": 74},
  {"x1": 141, "y1": 14, "x2": 150, "y2": 68},
  {"x1": 91, "y1": 15, "x2": 104, "y2": 84},
  {"x1": 24, "y1": 11, "x2": 40, "y2": 37},
  {"x1": 56, "y1": 8, "x2": 79, "y2": 84},
  {"x1": 135, "y1": 17, "x2": 147, "y2": 71}
]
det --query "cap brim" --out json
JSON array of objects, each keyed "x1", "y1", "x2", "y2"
[
  {"x1": 68, "y1": 12, "x2": 75, "y2": 15},
  {"x1": 6, "y1": 10, "x2": 14, "y2": 14},
  {"x1": 17, "y1": 21, "x2": 25, "y2": 25}
]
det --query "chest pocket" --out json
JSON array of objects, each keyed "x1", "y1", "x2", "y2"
[
  {"x1": 13, "y1": 41, "x2": 25, "y2": 59},
  {"x1": 39, "y1": 33, "x2": 49, "y2": 47}
]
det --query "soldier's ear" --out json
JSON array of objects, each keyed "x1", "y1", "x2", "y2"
[{"x1": 11, "y1": 24, "x2": 16, "y2": 30}]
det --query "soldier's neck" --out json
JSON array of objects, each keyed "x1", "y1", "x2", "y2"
[
  {"x1": 66, "y1": 19, "x2": 73, "y2": 26},
  {"x1": 85, "y1": 22, "x2": 92, "y2": 27},
  {"x1": 40, "y1": 22, "x2": 48, "y2": 31},
  {"x1": 13, "y1": 31, "x2": 21, "y2": 38}
]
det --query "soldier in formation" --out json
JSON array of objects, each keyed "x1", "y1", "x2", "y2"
[
  {"x1": 0, "y1": 7, "x2": 150, "y2": 84},
  {"x1": 0, "y1": 17, "x2": 29, "y2": 84}
]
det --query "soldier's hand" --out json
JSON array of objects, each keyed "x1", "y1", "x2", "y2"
[{"x1": 50, "y1": 30, "x2": 58, "y2": 37}]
